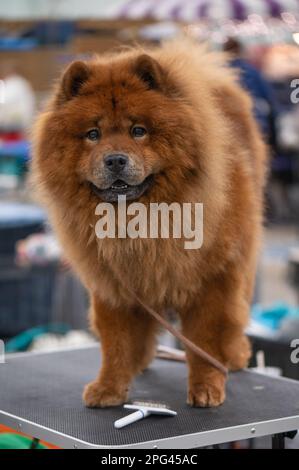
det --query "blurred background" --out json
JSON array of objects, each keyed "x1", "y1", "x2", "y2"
[{"x1": 1, "y1": 0, "x2": 299, "y2": 416}]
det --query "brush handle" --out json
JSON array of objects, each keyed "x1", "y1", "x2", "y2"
[{"x1": 114, "y1": 410, "x2": 147, "y2": 429}]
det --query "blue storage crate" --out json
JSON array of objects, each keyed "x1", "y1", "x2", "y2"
[
  {"x1": 0, "y1": 202, "x2": 46, "y2": 257},
  {"x1": 0, "y1": 262, "x2": 57, "y2": 338}
]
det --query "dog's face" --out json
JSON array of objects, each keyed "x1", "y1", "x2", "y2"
[{"x1": 39, "y1": 53, "x2": 202, "y2": 204}]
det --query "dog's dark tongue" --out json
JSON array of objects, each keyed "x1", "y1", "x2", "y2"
[{"x1": 91, "y1": 175, "x2": 154, "y2": 202}]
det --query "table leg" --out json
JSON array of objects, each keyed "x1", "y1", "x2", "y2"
[
  {"x1": 29, "y1": 437, "x2": 40, "y2": 449},
  {"x1": 272, "y1": 431, "x2": 297, "y2": 449},
  {"x1": 272, "y1": 434, "x2": 285, "y2": 449}
]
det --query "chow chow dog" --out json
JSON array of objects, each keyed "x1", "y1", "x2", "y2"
[{"x1": 32, "y1": 40, "x2": 267, "y2": 408}]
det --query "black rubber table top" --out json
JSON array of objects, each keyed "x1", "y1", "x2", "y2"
[{"x1": 1, "y1": 346, "x2": 299, "y2": 448}]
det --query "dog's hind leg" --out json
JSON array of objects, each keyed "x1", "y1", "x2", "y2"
[{"x1": 179, "y1": 264, "x2": 251, "y2": 408}]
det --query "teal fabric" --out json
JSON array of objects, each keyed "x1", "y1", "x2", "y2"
[
  {"x1": 5, "y1": 323, "x2": 70, "y2": 352},
  {"x1": 0, "y1": 433, "x2": 47, "y2": 449},
  {"x1": 252, "y1": 302, "x2": 299, "y2": 330}
]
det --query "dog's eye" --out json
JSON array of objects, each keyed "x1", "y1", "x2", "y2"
[
  {"x1": 86, "y1": 129, "x2": 100, "y2": 141},
  {"x1": 131, "y1": 126, "x2": 147, "y2": 139}
]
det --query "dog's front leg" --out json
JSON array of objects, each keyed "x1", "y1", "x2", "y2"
[{"x1": 83, "y1": 295, "x2": 158, "y2": 408}]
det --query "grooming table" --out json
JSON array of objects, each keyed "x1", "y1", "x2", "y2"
[{"x1": 0, "y1": 345, "x2": 299, "y2": 449}]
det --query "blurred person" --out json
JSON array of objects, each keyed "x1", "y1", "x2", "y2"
[
  {"x1": 223, "y1": 38, "x2": 295, "y2": 222},
  {"x1": 0, "y1": 62, "x2": 36, "y2": 134},
  {"x1": 224, "y1": 37, "x2": 278, "y2": 148}
]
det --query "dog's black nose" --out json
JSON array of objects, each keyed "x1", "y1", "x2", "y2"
[{"x1": 104, "y1": 154, "x2": 128, "y2": 173}]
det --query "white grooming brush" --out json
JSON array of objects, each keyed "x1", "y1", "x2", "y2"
[{"x1": 114, "y1": 400, "x2": 177, "y2": 429}]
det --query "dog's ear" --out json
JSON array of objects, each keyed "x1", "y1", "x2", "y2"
[
  {"x1": 133, "y1": 54, "x2": 166, "y2": 91},
  {"x1": 58, "y1": 61, "x2": 91, "y2": 102}
]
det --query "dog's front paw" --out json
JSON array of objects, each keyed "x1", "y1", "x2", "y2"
[
  {"x1": 187, "y1": 382, "x2": 225, "y2": 408},
  {"x1": 83, "y1": 380, "x2": 128, "y2": 408}
]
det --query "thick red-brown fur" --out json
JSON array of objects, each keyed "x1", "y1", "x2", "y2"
[{"x1": 31, "y1": 40, "x2": 267, "y2": 407}]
